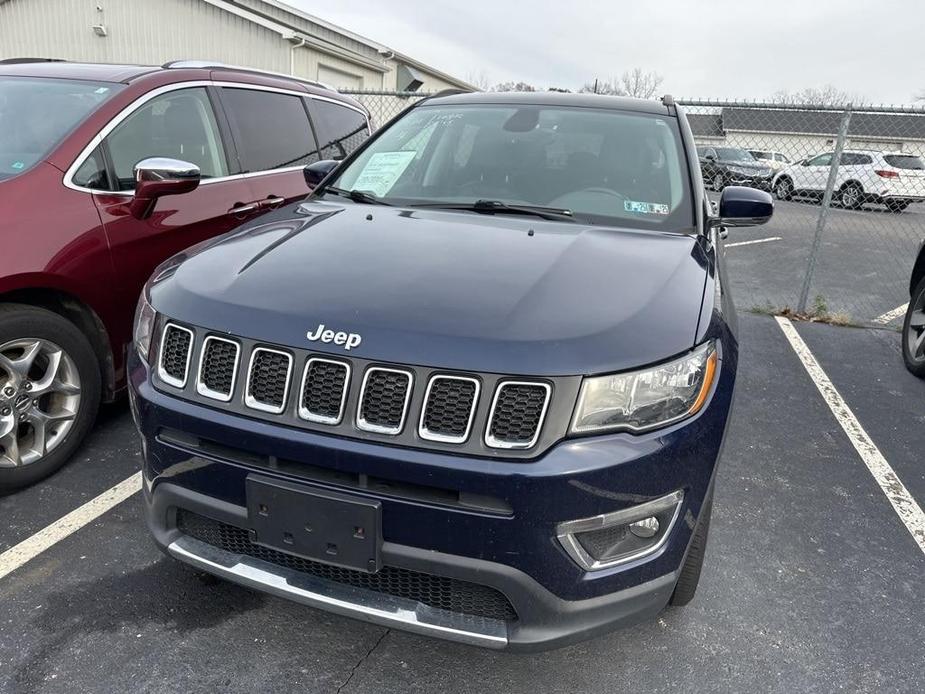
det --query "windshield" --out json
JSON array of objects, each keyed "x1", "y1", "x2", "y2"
[
  {"x1": 323, "y1": 103, "x2": 693, "y2": 230},
  {"x1": 715, "y1": 148, "x2": 755, "y2": 162},
  {"x1": 0, "y1": 76, "x2": 122, "y2": 180}
]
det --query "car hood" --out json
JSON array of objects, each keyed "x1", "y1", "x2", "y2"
[
  {"x1": 719, "y1": 159, "x2": 770, "y2": 171},
  {"x1": 151, "y1": 202, "x2": 709, "y2": 376}
]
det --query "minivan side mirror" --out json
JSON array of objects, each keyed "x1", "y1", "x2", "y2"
[
  {"x1": 303, "y1": 160, "x2": 339, "y2": 188},
  {"x1": 129, "y1": 158, "x2": 200, "y2": 220},
  {"x1": 709, "y1": 186, "x2": 773, "y2": 228},
  {"x1": 704, "y1": 153, "x2": 716, "y2": 162}
]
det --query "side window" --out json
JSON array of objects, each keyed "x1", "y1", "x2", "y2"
[
  {"x1": 808, "y1": 154, "x2": 832, "y2": 167},
  {"x1": 106, "y1": 88, "x2": 227, "y2": 191},
  {"x1": 309, "y1": 99, "x2": 370, "y2": 161},
  {"x1": 72, "y1": 145, "x2": 111, "y2": 190},
  {"x1": 220, "y1": 88, "x2": 319, "y2": 172}
]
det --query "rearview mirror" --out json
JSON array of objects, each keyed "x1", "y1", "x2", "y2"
[
  {"x1": 129, "y1": 158, "x2": 200, "y2": 220},
  {"x1": 304, "y1": 160, "x2": 339, "y2": 188},
  {"x1": 710, "y1": 186, "x2": 773, "y2": 228}
]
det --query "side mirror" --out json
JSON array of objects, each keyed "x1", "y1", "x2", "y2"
[
  {"x1": 710, "y1": 186, "x2": 773, "y2": 228},
  {"x1": 704, "y1": 153, "x2": 716, "y2": 162},
  {"x1": 303, "y1": 160, "x2": 339, "y2": 188},
  {"x1": 129, "y1": 158, "x2": 200, "y2": 220}
]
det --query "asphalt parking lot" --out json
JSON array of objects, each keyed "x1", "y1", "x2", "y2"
[
  {"x1": 1, "y1": 312, "x2": 923, "y2": 693},
  {"x1": 719, "y1": 194, "x2": 924, "y2": 324}
]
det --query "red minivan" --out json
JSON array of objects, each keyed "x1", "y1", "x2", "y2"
[{"x1": 0, "y1": 59, "x2": 370, "y2": 490}]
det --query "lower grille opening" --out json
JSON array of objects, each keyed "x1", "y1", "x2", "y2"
[{"x1": 176, "y1": 510, "x2": 518, "y2": 622}]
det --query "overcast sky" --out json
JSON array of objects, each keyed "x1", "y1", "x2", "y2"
[{"x1": 292, "y1": 0, "x2": 923, "y2": 104}]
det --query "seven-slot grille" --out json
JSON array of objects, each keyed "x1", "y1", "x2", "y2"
[
  {"x1": 245, "y1": 348, "x2": 292, "y2": 414},
  {"x1": 155, "y1": 325, "x2": 554, "y2": 450},
  {"x1": 158, "y1": 324, "x2": 193, "y2": 388},
  {"x1": 299, "y1": 358, "x2": 350, "y2": 424},
  {"x1": 197, "y1": 337, "x2": 239, "y2": 401},
  {"x1": 420, "y1": 376, "x2": 479, "y2": 443},
  {"x1": 357, "y1": 368, "x2": 413, "y2": 435},
  {"x1": 486, "y1": 382, "x2": 552, "y2": 449}
]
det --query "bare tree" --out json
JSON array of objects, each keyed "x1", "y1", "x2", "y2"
[
  {"x1": 465, "y1": 69, "x2": 490, "y2": 91},
  {"x1": 490, "y1": 81, "x2": 537, "y2": 92},
  {"x1": 619, "y1": 68, "x2": 664, "y2": 99},
  {"x1": 578, "y1": 69, "x2": 664, "y2": 99},
  {"x1": 769, "y1": 85, "x2": 863, "y2": 106}
]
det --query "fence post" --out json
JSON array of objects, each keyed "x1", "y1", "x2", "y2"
[{"x1": 797, "y1": 104, "x2": 853, "y2": 313}]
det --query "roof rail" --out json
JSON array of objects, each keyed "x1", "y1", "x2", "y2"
[
  {"x1": 0, "y1": 57, "x2": 67, "y2": 64},
  {"x1": 161, "y1": 60, "x2": 334, "y2": 92}
]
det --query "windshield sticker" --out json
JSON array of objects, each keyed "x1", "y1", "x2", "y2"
[
  {"x1": 624, "y1": 200, "x2": 670, "y2": 215},
  {"x1": 94, "y1": 87, "x2": 110, "y2": 94},
  {"x1": 351, "y1": 151, "x2": 417, "y2": 197},
  {"x1": 10, "y1": 161, "x2": 25, "y2": 170}
]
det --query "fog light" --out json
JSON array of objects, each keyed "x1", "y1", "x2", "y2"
[
  {"x1": 556, "y1": 490, "x2": 683, "y2": 571},
  {"x1": 629, "y1": 516, "x2": 660, "y2": 538}
]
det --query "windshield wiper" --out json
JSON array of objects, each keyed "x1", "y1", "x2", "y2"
[
  {"x1": 411, "y1": 199, "x2": 575, "y2": 221},
  {"x1": 323, "y1": 186, "x2": 392, "y2": 205}
]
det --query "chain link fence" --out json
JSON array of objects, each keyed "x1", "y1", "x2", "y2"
[{"x1": 340, "y1": 90, "x2": 925, "y2": 328}]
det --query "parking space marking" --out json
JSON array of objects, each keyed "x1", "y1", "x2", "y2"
[
  {"x1": 872, "y1": 303, "x2": 909, "y2": 325},
  {"x1": 726, "y1": 237, "x2": 782, "y2": 248},
  {"x1": 775, "y1": 317, "x2": 925, "y2": 555},
  {"x1": 0, "y1": 472, "x2": 142, "y2": 581}
]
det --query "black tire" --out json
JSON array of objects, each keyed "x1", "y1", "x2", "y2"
[
  {"x1": 887, "y1": 200, "x2": 910, "y2": 213},
  {"x1": 902, "y1": 277, "x2": 925, "y2": 378},
  {"x1": 669, "y1": 487, "x2": 713, "y2": 607},
  {"x1": 774, "y1": 177, "x2": 793, "y2": 201},
  {"x1": 0, "y1": 304, "x2": 101, "y2": 492},
  {"x1": 838, "y1": 183, "x2": 863, "y2": 210}
]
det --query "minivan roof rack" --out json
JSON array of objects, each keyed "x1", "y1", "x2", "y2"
[
  {"x1": 0, "y1": 57, "x2": 67, "y2": 64},
  {"x1": 161, "y1": 60, "x2": 334, "y2": 92}
]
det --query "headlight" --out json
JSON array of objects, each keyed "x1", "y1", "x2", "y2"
[
  {"x1": 570, "y1": 341, "x2": 718, "y2": 435},
  {"x1": 133, "y1": 292, "x2": 157, "y2": 364}
]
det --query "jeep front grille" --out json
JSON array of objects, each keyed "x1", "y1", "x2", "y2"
[
  {"x1": 420, "y1": 375, "x2": 479, "y2": 443},
  {"x1": 245, "y1": 348, "x2": 292, "y2": 414},
  {"x1": 196, "y1": 337, "x2": 239, "y2": 401},
  {"x1": 152, "y1": 321, "x2": 572, "y2": 457},
  {"x1": 299, "y1": 358, "x2": 350, "y2": 424},
  {"x1": 158, "y1": 324, "x2": 193, "y2": 388},
  {"x1": 485, "y1": 382, "x2": 551, "y2": 449},
  {"x1": 357, "y1": 368, "x2": 412, "y2": 435}
]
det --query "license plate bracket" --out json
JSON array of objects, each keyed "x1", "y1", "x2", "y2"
[{"x1": 246, "y1": 475, "x2": 382, "y2": 573}]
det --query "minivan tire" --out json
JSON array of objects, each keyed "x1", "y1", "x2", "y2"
[
  {"x1": 0, "y1": 304, "x2": 101, "y2": 493},
  {"x1": 902, "y1": 277, "x2": 925, "y2": 378},
  {"x1": 669, "y1": 487, "x2": 713, "y2": 607}
]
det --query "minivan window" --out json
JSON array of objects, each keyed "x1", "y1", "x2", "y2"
[
  {"x1": 884, "y1": 154, "x2": 925, "y2": 170},
  {"x1": 0, "y1": 76, "x2": 122, "y2": 180},
  {"x1": 327, "y1": 104, "x2": 692, "y2": 230},
  {"x1": 106, "y1": 87, "x2": 228, "y2": 191},
  {"x1": 310, "y1": 99, "x2": 370, "y2": 160},
  {"x1": 72, "y1": 145, "x2": 110, "y2": 190},
  {"x1": 221, "y1": 88, "x2": 319, "y2": 172}
]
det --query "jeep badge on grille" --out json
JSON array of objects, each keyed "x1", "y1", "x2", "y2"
[{"x1": 306, "y1": 324, "x2": 362, "y2": 351}]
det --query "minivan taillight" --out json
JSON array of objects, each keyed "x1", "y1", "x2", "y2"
[{"x1": 875, "y1": 169, "x2": 900, "y2": 179}]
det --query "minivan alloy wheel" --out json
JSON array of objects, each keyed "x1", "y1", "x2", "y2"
[
  {"x1": 0, "y1": 338, "x2": 81, "y2": 468},
  {"x1": 904, "y1": 282, "x2": 925, "y2": 370}
]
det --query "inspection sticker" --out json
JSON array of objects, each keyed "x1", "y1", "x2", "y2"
[
  {"x1": 624, "y1": 200, "x2": 670, "y2": 215},
  {"x1": 351, "y1": 151, "x2": 416, "y2": 198}
]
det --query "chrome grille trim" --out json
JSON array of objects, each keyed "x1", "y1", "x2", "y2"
[
  {"x1": 195, "y1": 336, "x2": 241, "y2": 402},
  {"x1": 419, "y1": 375, "x2": 480, "y2": 444},
  {"x1": 485, "y1": 381, "x2": 552, "y2": 450},
  {"x1": 244, "y1": 347, "x2": 293, "y2": 414},
  {"x1": 157, "y1": 323, "x2": 194, "y2": 389},
  {"x1": 298, "y1": 357, "x2": 351, "y2": 425},
  {"x1": 356, "y1": 367, "x2": 414, "y2": 435}
]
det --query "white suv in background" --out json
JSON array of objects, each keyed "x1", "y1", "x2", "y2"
[
  {"x1": 772, "y1": 150, "x2": 925, "y2": 212},
  {"x1": 749, "y1": 150, "x2": 791, "y2": 172}
]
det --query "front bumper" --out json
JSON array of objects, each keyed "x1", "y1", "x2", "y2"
[{"x1": 132, "y1": 345, "x2": 735, "y2": 650}]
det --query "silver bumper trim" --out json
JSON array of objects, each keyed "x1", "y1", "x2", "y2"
[{"x1": 168, "y1": 535, "x2": 509, "y2": 648}]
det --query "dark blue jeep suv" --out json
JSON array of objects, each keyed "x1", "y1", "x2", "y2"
[{"x1": 129, "y1": 91, "x2": 772, "y2": 650}]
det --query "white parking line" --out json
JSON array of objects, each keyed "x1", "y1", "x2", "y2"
[
  {"x1": 872, "y1": 303, "x2": 908, "y2": 325},
  {"x1": 0, "y1": 471, "x2": 142, "y2": 581},
  {"x1": 726, "y1": 237, "x2": 782, "y2": 248},
  {"x1": 775, "y1": 317, "x2": 925, "y2": 556}
]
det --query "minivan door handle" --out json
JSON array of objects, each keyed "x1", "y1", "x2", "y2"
[
  {"x1": 228, "y1": 202, "x2": 260, "y2": 218},
  {"x1": 262, "y1": 196, "x2": 285, "y2": 209}
]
